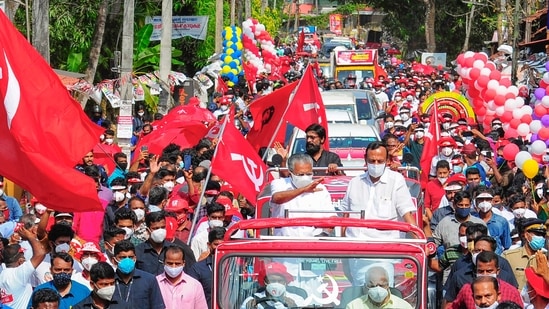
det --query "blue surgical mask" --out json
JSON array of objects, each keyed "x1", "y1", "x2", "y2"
[
  {"x1": 455, "y1": 207, "x2": 471, "y2": 218},
  {"x1": 179, "y1": 161, "x2": 184, "y2": 169},
  {"x1": 117, "y1": 257, "x2": 135, "y2": 274},
  {"x1": 453, "y1": 165, "x2": 462, "y2": 173},
  {"x1": 496, "y1": 157, "x2": 504, "y2": 166},
  {"x1": 529, "y1": 235, "x2": 546, "y2": 251}
]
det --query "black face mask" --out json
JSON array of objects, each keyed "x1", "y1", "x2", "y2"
[
  {"x1": 241, "y1": 207, "x2": 255, "y2": 218},
  {"x1": 306, "y1": 142, "x2": 321, "y2": 155},
  {"x1": 118, "y1": 162, "x2": 128, "y2": 171}
]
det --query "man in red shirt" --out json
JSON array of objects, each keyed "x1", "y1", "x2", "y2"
[{"x1": 425, "y1": 160, "x2": 451, "y2": 220}]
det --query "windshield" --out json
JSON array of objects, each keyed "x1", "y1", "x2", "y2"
[
  {"x1": 355, "y1": 98, "x2": 373, "y2": 120},
  {"x1": 293, "y1": 136, "x2": 378, "y2": 154},
  {"x1": 217, "y1": 254, "x2": 420, "y2": 309},
  {"x1": 336, "y1": 70, "x2": 374, "y2": 83}
]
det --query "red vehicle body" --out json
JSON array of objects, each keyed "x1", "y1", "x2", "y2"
[{"x1": 212, "y1": 218, "x2": 430, "y2": 309}]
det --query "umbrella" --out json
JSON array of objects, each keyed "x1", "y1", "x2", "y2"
[
  {"x1": 93, "y1": 143, "x2": 121, "y2": 176},
  {"x1": 153, "y1": 105, "x2": 216, "y2": 130},
  {"x1": 411, "y1": 63, "x2": 435, "y2": 75}
]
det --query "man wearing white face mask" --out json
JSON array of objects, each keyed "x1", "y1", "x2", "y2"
[
  {"x1": 473, "y1": 191, "x2": 511, "y2": 255},
  {"x1": 113, "y1": 208, "x2": 143, "y2": 246},
  {"x1": 135, "y1": 212, "x2": 196, "y2": 276},
  {"x1": 430, "y1": 137, "x2": 457, "y2": 179},
  {"x1": 346, "y1": 266, "x2": 412, "y2": 309},
  {"x1": 270, "y1": 154, "x2": 335, "y2": 237},
  {"x1": 156, "y1": 245, "x2": 207, "y2": 308},
  {"x1": 104, "y1": 178, "x2": 130, "y2": 229},
  {"x1": 72, "y1": 262, "x2": 127, "y2": 309},
  {"x1": 340, "y1": 142, "x2": 417, "y2": 239},
  {"x1": 190, "y1": 202, "x2": 227, "y2": 260},
  {"x1": 72, "y1": 242, "x2": 106, "y2": 290}
]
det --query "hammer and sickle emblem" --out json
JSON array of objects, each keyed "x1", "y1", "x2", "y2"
[
  {"x1": 1, "y1": 50, "x2": 21, "y2": 129},
  {"x1": 230, "y1": 153, "x2": 264, "y2": 192},
  {"x1": 261, "y1": 106, "x2": 275, "y2": 126}
]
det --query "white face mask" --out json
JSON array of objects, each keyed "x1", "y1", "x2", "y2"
[
  {"x1": 137, "y1": 111, "x2": 145, "y2": 117},
  {"x1": 0, "y1": 188, "x2": 3, "y2": 196},
  {"x1": 220, "y1": 105, "x2": 229, "y2": 111},
  {"x1": 113, "y1": 191, "x2": 125, "y2": 203},
  {"x1": 104, "y1": 138, "x2": 114, "y2": 145},
  {"x1": 368, "y1": 286, "x2": 389, "y2": 303},
  {"x1": 56, "y1": 243, "x2": 70, "y2": 253},
  {"x1": 385, "y1": 122, "x2": 394, "y2": 129},
  {"x1": 459, "y1": 236, "x2": 467, "y2": 248},
  {"x1": 475, "y1": 303, "x2": 499, "y2": 309},
  {"x1": 415, "y1": 132, "x2": 424, "y2": 139},
  {"x1": 150, "y1": 228, "x2": 167, "y2": 243},
  {"x1": 472, "y1": 252, "x2": 480, "y2": 265},
  {"x1": 208, "y1": 219, "x2": 224, "y2": 229},
  {"x1": 96, "y1": 285, "x2": 115, "y2": 301},
  {"x1": 438, "y1": 177, "x2": 448, "y2": 185},
  {"x1": 82, "y1": 257, "x2": 99, "y2": 271},
  {"x1": 512, "y1": 208, "x2": 526, "y2": 218},
  {"x1": 266, "y1": 282, "x2": 286, "y2": 298},
  {"x1": 163, "y1": 181, "x2": 175, "y2": 192},
  {"x1": 164, "y1": 265, "x2": 184, "y2": 278},
  {"x1": 400, "y1": 113, "x2": 410, "y2": 121},
  {"x1": 290, "y1": 173, "x2": 313, "y2": 189},
  {"x1": 121, "y1": 227, "x2": 134, "y2": 239},
  {"x1": 441, "y1": 147, "x2": 453, "y2": 157},
  {"x1": 367, "y1": 163, "x2": 386, "y2": 178},
  {"x1": 477, "y1": 273, "x2": 497, "y2": 279},
  {"x1": 477, "y1": 201, "x2": 492, "y2": 213},
  {"x1": 133, "y1": 209, "x2": 145, "y2": 222},
  {"x1": 35, "y1": 203, "x2": 47, "y2": 215}
]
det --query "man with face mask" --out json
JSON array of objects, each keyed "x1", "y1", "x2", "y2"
[
  {"x1": 373, "y1": 82, "x2": 389, "y2": 110},
  {"x1": 346, "y1": 266, "x2": 413, "y2": 309},
  {"x1": 135, "y1": 212, "x2": 195, "y2": 275},
  {"x1": 430, "y1": 137, "x2": 457, "y2": 179},
  {"x1": 72, "y1": 242, "x2": 106, "y2": 290},
  {"x1": 148, "y1": 186, "x2": 169, "y2": 213},
  {"x1": 403, "y1": 123, "x2": 426, "y2": 169},
  {"x1": 113, "y1": 208, "x2": 142, "y2": 246},
  {"x1": 103, "y1": 178, "x2": 130, "y2": 229},
  {"x1": 107, "y1": 153, "x2": 128, "y2": 188},
  {"x1": 472, "y1": 191, "x2": 511, "y2": 254},
  {"x1": 340, "y1": 142, "x2": 417, "y2": 239},
  {"x1": 155, "y1": 245, "x2": 207, "y2": 308},
  {"x1": 72, "y1": 262, "x2": 127, "y2": 308},
  {"x1": 0, "y1": 226, "x2": 46, "y2": 309},
  {"x1": 111, "y1": 241, "x2": 165, "y2": 308},
  {"x1": 270, "y1": 154, "x2": 335, "y2": 237},
  {"x1": 241, "y1": 262, "x2": 305, "y2": 309},
  {"x1": 190, "y1": 202, "x2": 227, "y2": 260},
  {"x1": 0, "y1": 178, "x2": 23, "y2": 222},
  {"x1": 424, "y1": 160, "x2": 451, "y2": 221},
  {"x1": 502, "y1": 218, "x2": 547, "y2": 291},
  {"x1": 28, "y1": 252, "x2": 90, "y2": 309}
]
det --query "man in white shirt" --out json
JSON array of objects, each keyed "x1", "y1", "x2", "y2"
[
  {"x1": 0, "y1": 226, "x2": 46, "y2": 309},
  {"x1": 340, "y1": 141, "x2": 417, "y2": 239},
  {"x1": 270, "y1": 154, "x2": 335, "y2": 237}
]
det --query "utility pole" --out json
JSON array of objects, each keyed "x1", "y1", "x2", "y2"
[
  {"x1": 158, "y1": 0, "x2": 172, "y2": 114},
  {"x1": 511, "y1": 0, "x2": 521, "y2": 84},
  {"x1": 32, "y1": 0, "x2": 49, "y2": 63},
  {"x1": 230, "y1": 0, "x2": 235, "y2": 26},
  {"x1": 118, "y1": 0, "x2": 134, "y2": 158},
  {"x1": 216, "y1": 0, "x2": 223, "y2": 53},
  {"x1": 245, "y1": 0, "x2": 251, "y2": 19}
]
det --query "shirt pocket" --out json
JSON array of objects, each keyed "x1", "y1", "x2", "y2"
[{"x1": 377, "y1": 198, "x2": 394, "y2": 219}]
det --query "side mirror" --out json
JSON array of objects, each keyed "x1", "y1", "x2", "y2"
[{"x1": 375, "y1": 111, "x2": 386, "y2": 120}]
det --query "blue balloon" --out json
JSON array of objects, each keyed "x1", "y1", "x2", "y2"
[
  {"x1": 222, "y1": 30, "x2": 226, "y2": 38},
  {"x1": 233, "y1": 51, "x2": 241, "y2": 58},
  {"x1": 232, "y1": 36, "x2": 239, "y2": 43},
  {"x1": 220, "y1": 53, "x2": 227, "y2": 62},
  {"x1": 231, "y1": 76, "x2": 239, "y2": 83},
  {"x1": 227, "y1": 72, "x2": 235, "y2": 80},
  {"x1": 229, "y1": 61, "x2": 238, "y2": 69}
]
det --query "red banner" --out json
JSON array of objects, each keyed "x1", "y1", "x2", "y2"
[{"x1": 329, "y1": 14, "x2": 342, "y2": 35}]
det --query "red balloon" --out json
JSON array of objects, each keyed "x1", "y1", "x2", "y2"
[
  {"x1": 476, "y1": 106, "x2": 487, "y2": 116},
  {"x1": 501, "y1": 111, "x2": 513, "y2": 122},
  {"x1": 545, "y1": 85, "x2": 549, "y2": 94},
  {"x1": 464, "y1": 57, "x2": 475, "y2": 68},
  {"x1": 468, "y1": 87, "x2": 480, "y2": 99},
  {"x1": 484, "y1": 88, "x2": 497, "y2": 101},
  {"x1": 485, "y1": 62, "x2": 496, "y2": 71},
  {"x1": 494, "y1": 95, "x2": 506, "y2": 106},
  {"x1": 521, "y1": 114, "x2": 533, "y2": 124},
  {"x1": 489, "y1": 70, "x2": 501, "y2": 81},
  {"x1": 541, "y1": 80, "x2": 549, "y2": 89},
  {"x1": 473, "y1": 53, "x2": 488, "y2": 62},
  {"x1": 457, "y1": 54, "x2": 465, "y2": 66},
  {"x1": 477, "y1": 75, "x2": 490, "y2": 88},
  {"x1": 502, "y1": 143, "x2": 520, "y2": 160},
  {"x1": 509, "y1": 118, "x2": 521, "y2": 129},
  {"x1": 470, "y1": 68, "x2": 481, "y2": 80},
  {"x1": 505, "y1": 92, "x2": 516, "y2": 100},
  {"x1": 540, "y1": 127, "x2": 549, "y2": 140},
  {"x1": 533, "y1": 154, "x2": 542, "y2": 163},
  {"x1": 535, "y1": 104, "x2": 547, "y2": 117},
  {"x1": 500, "y1": 78, "x2": 512, "y2": 87},
  {"x1": 473, "y1": 99, "x2": 484, "y2": 108},
  {"x1": 504, "y1": 128, "x2": 519, "y2": 139}
]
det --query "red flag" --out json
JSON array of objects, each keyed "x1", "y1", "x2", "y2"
[
  {"x1": 217, "y1": 75, "x2": 229, "y2": 94},
  {"x1": 297, "y1": 30, "x2": 305, "y2": 53},
  {"x1": 246, "y1": 82, "x2": 297, "y2": 151},
  {"x1": 285, "y1": 65, "x2": 329, "y2": 149},
  {"x1": 419, "y1": 99, "x2": 440, "y2": 187},
  {"x1": 0, "y1": 12, "x2": 103, "y2": 212},
  {"x1": 211, "y1": 121, "x2": 267, "y2": 204}
]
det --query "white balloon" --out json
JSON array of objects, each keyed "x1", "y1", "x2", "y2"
[
  {"x1": 473, "y1": 59, "x2": 485, "y2": 69},
  {"x1": 487, "y1": 80, "x2": 500, "y2": 90},
  {"x1": 502, "y1": 123, "x2": 510, "y2": 130},
  {"x1": 480, "y1": 68, "x2": 492, "y2": 76},
  {"x1": 515, "y1": 97, "x2": 525, "y2": 107},
  {"x1": 462, "y1": 68, "x2": 470, "y2": 80},
  {"x1": 544, "y1": 72, "x2": 549, "y2": 84},
  {"x1": 530, "y1": 120, "x2": 543, "y2": 134},
  {"x1": 496, "y1": 85, "x2": 508, "y2": 96},
  {"x1": 541, "y1": 96, "x2": 549, "y2": 108},
  {"x1": 504, "y1": 99, "x2": 516, "y2": 111},
  {"x1": 512, "y1": 108, "x2": 524, "y2": 120},
  {"x1": 521, "y1": 105, "x2": 533, "y2": 115},
  {"x1": 517, "y1": 123, "x2": 530, "y2": 137},
  {"x1": 508, "y1": 85, "x2": 519, "y2": 96},
  {"x1": 495, "y1": 106, "x2": 506, "y2": 116},
  {"x1": 486, "y1": 108, "x2": 496, "y2": 116},
  {"x1": 531, "y1": 140, "x2": 547, "y2": 155},
  {"x1": 486, "y1": 100, "x2": 496, "y2": 111},
  {"x1": 464, "y1": 51, "x2": 475, "y2": 59},
  {"x1": 515, "y1": 151, "x2": 532, "y2": 168}
]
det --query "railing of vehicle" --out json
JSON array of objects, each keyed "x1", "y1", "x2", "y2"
[{"x1": 265, "y1": 166, "x2": 420, "y2": 179}]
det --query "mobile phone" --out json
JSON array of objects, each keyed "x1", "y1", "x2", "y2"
[
  {"x1": 462, "y1": 131, "x2": 473, "y2": 137},
  {"x1": 412, "y1": 117, "x2": 418, "y2": 124},
  {"x1": 141, "y1": 145, "x2": 148, "y2": 152},
  {"x1": 184, "y1": 154, "x2": 192, "y2": 171}
]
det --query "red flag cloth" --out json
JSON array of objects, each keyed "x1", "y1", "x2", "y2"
[
  {"x1": 217, "y1": 75, "x2": 229, "y2": 95},
  {"x1": 93, "y1": 143, "x2": 121, "y2": 176},
  {"x1": 285, "y1": 65, "x2": 329, "y2": 149},
  {"x1": 153, "y1": 104, "x2": 216, "y2": 130},
  {"x1": 419, "y1": 100, "x2": 440, "y2": 187},
  {"x1": 246, "y1": 82, "x2": 298, "y2": 151},
  {"x1": 211, "y1": 122, "x2": 267, "y2": 204},
  {"x1": 297, "y1": 30, "x2": 305, "y2": 53},
  {"x1": 0, "y1": 12, "x2": 103, "y2": 212}
]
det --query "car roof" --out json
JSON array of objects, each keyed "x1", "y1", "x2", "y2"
[
  {"x1": 321, "y1": 91, "x2": 356, "y2": 105},
  {"x1": 296, "y1": 123, "x2": 379, "y2": 138}
]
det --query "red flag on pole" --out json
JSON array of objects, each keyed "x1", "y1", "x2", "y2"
[
  {"x1": 211, "y1": 121, "x2": 267, "y2": 204},
  {"x1": 419, "y1": 99, "x2": 440, "y2": 187},
  {"x1": 217, "y1": 75, "x2": 229, "y2": 95},
  {"x1": 0, "y1": 12, "x2": 103, "y2": 212},
  {"x1": 297, "y1": 29, "x2": 306, "y2": 53},
  {"x1": 285, "y1": 65, "x2": 329, "y2": 149},
  {"x1": 246, "y1": 82, "x2": 297, "y2": 151}
]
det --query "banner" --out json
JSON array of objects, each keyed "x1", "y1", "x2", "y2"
[
  {"x1": 421, "y1": 53, "x2": 447, "y2": 67},
  {"x1": 298, "y1": 26, "x2": 317, "y2": 33},
  {"x1": 329, "y1": 14, "x2": 342, "y2": 35},
  {"x1": 145, "y1": 16, "x2": 209, "y2": 41}
]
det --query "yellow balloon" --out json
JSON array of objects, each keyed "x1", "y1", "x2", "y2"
[
  {"x1": 225, "y1": 33, "x2": 233, "y2": 41},
  {"x1": 227, "y1": 81, "x2": 235, "y2": 87},
  {"x1": 231, "y1": 69, "x2": 239, "y2": 76},
  {"x1": 235, "y1": 27, "x2": 242, "y2": 35},
  {"x1": 226, "y1": 48, "x2": 235, "y2": 55},
  {"x1": 225, "y1": 26, "x2": 232, "y2": 32},
  {"x1": 236, "y1": 42, "x2": 243, "y2": 50},
  {"x1": 224, "y1": 56, "x2": 233, "y2": 63},
  {"x1": 522, "y1": 159, "x2": 539, "y2": 179},
  {"x1": 222, "y1": 66, "x2": 231, "y2": 74}
]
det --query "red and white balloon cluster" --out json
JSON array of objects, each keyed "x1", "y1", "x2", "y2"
[
  {"x1": 241, "y1": 18, "x2": 280, "y2": 77},
  {"x1": 455, "y1": 51, "x2": 531, "y2": 139}
]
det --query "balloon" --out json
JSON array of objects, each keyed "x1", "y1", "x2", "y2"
[
  {"x1": 510, "y1": 118, "x2": 521, "y2": 129},
  {"x1": 504, "y1": 128, "x2": 519, "y2": 139},
  {"x1": 517, "y1": 123, "x2": 530, "y2": 136},
  {"x1": 542, "y1": 115, "x2": 549, "y2": 127},
  {"x1": 501, "y1": 111, "x2": 513, "y2": 123},
  {"x1": 535, "y1": 104, "x2": 547, "y2": 117},
  {"x1": 531, "y1": 120, "x2": 543, "y2": 134},
  {"x1": 515, "y1": 151, "x2": 532, "y2": 167},
  {"x1": 522, "y1": 159, "x2": 539, "y2": 178},
  {"x1": 500, "y1": 78, "x2": 512, "y2": 87},
  {"x1": 221, "y1": 65, "x2": 231, "y2": 74},
  {"x1": 521, "y1": 114, "x2": 532, "y2": 124},
  {"x1": 489, "y1": 70, "x2": 501, "y2": 81},
  {"x1": 545, "y1": 62, "x2": 549, "y2": 71},
  {"x1": 504, "y1": 99, "x2": 516, "y2": 111},
  {"x1": 535, "y1": 88, "x2": 546, "y2": 100},
  {"x1": 470, "y1": 68, "x2": 481, "y2": 80},
  {"x1": 542, "y1": 96, "x2": 549, "y2": 107},
  {"x1": 531, "y1": 140, "x2": 547, "y2": 155},
  {"x1": 503, "y1": 143, "x2": 520, "y2": 160},
  {"x1": 539, "y1": 127, "x2": 549, "y2": 140},
  {"x1": 512, "y1": 108, "x2": 524, "y2": 120}
]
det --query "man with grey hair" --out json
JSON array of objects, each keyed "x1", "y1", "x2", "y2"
[{"x1": 270, "y1": 153, "x2": 335, "y2": 237}]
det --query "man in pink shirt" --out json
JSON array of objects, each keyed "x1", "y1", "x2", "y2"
[{"x1": 156, "y1": 245, "x2": 207, "y2": 308}]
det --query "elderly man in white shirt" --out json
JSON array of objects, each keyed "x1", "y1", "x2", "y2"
[
  {"x1": 340, "y1": 141, "x2": 417, "y2": 239},
  {"x1": 270, "y1": 153, "x2": 335, "y2": 237}
]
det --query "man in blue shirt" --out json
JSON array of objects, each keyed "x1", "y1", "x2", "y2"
[
  {"x1": 27, "y1": 253, "x2": 89, "y2": 309},
  {"x1": 473, "y1": 190, "x2": 511, "y2": 254},
  {"x1": 107, "y1": 153, "x2": 128, "y2": 188},
  {"x1": 0, "y1": 178, "x2": 22, "y2": 222}
]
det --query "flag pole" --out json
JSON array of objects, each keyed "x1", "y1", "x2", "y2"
[
  {"x1": 187, "y1": 114, "x2": 230, "y2": 245},
  {"x1": 260, "y1": 65, "x2": 310, "y2": 162}
]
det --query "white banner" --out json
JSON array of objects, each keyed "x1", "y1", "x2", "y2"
[
  {"x1": 145, "y1": 16, "x2": 209, "y2": 41},
  {"x1": 421, "y1": 53, "x2": 447, "y2": 67}
]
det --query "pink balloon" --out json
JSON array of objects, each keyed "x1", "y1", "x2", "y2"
[
  {"x1": 500, "y1": 78, "x2": 512, "y2": 87},
  {"x1": 501, "y1": 111, "x2": 513, "y2": 122},
  {"x1": 464, "y1": 57, "x2": 475, "y2": 68},
  {"x1": 521, "y1": 114, "x2": 533, "y2": 124},
  {"x1": 485, "y1": 62, "x2": 496, "y2": 71},
  {"x1": 494, "y1": 95, "x2": 506, "y2": 106},
  {"x1": 502, "y1": 143, "x2": 520, "y2": 160},
  {"x1": 504, "y1": 128, "x2": 519, "y2": 139},
  {"x1": 510, "y1": 118, "x2": 521, "y2": 129},
  {"x1": 489, "y1": 70, "x2": 501, "y2": 81},
  {"x1": 477, "y1": 75, "x2": 490, "y2": 88}
]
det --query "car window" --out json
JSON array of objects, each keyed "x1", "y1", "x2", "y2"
[
  {"x1": 355, "y1": 98, "x2": 372, "y2": 120},
  {"x1": 294, "y1": 136, "x2": 378, "y2": 154},
  {"x1": 336, "y1": 70, "x2": 374, "y2": 82},
  {"x1": 217, "y1": 254, "x2": 420, "y2": 309}
]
